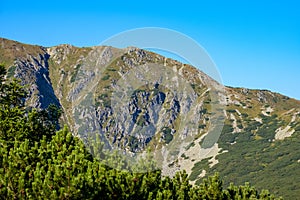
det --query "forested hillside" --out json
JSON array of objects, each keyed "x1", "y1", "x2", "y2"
[{"x1": 0, "y1": 64, "x2": 282, "y2": 199}]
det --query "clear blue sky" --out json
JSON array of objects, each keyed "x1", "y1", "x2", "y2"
[{"x1": 1, "y1": 0, "x2": 299, "y2": 99}]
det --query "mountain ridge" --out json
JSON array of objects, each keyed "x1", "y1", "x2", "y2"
[
  {"x1": 2, "y1": 37, "x2": 298, "y2": 101},
  {"x1": 1, "y1": 37, "x2": 300, "y2": 198}
]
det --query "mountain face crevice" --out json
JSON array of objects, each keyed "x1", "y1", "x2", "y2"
[{"x1": 1, "y1": 38, "x2": 300, "y2": 199}]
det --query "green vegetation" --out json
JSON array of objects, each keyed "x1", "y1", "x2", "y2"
[
  {"x1": 101, "y1": 74, "x2": 110, "y2": 81},
  {"x1": 70, "y1": 64, "x2": 81, "y2": 83},
  {"x1": 226, "y1": 109, "x2": 236, "y2": 113},
  {"x1": 193, "y1": 115, "x2": 300, "y2": 199},
  {"x1": 161, "y1": 127, "x2": 173, "y2": 144},
  {"x1": 97, "y1": 93, "x2": 111, "y2": 108},
  {"x1": 128, "y1": 135, "x2": 139, "y2": 152},
  {"x1": 189, "y1": 158, "x2": 211, "y2": 181},
  {"x1": 6, "y1": 65, "x2": 16, "y2": 78}
]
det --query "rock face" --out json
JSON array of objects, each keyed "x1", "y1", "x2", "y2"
[
  {"x1": 0, "y1": 38, "x2": 60, "y2": 108},
  {"x1": 15, "y1": 52, "x2": 61, "y2": 108},
  {"x1": 1, "y1": 37, "x2": 300, "y2": 198}
]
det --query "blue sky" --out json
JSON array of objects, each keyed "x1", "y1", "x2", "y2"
[{"x1": 1, "y1": 0, "x2": 299, "y2": 99}]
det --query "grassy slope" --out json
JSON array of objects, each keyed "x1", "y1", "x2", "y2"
[{"x1": 191, "y1": 88, "x2": 300, "y2": 199}]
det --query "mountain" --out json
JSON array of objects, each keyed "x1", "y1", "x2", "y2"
[{"x1": 1, "y1": 37, "x2": 300, "y2": 199}]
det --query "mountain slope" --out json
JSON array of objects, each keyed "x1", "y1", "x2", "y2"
[{"x1": 1, "y1": 37, "x2": 300, "y2": 198}]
